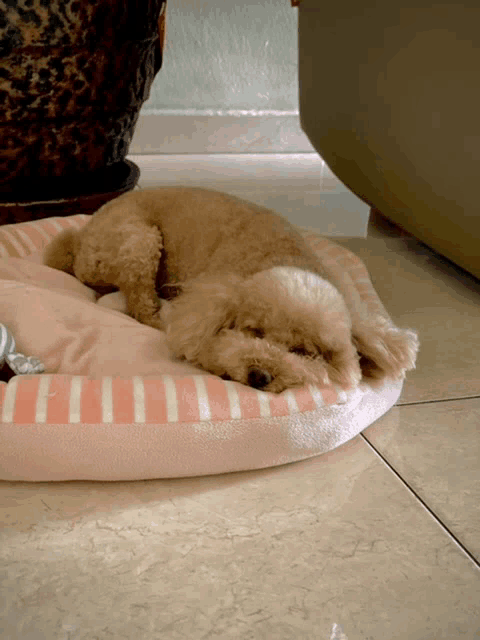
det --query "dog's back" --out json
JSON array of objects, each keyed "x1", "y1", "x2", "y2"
[{"x1": 79, "y1": 187, "x2": 322, "y2": 284}]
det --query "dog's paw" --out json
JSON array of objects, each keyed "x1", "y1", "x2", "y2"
[
  {"x1": 131, "y1": 299, "x2": 170, "y2": 331},
  {"x1": 324, "y1": 343, "x2": 363, "y2": 390},
  {"x1": 353, "y1": 323, "x2": 419, "y2": 383},
  {"x1": 96, "y1": 291, "x2": 128, "y2": 312}
]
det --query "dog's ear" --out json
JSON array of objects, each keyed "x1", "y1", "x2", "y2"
[{"x1": 163, "y1": 274, "x2": 242, "y2": 363}]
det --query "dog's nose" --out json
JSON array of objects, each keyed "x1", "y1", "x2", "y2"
[{"x1": 247, "y1": 367, "x2": 273, "y2": 389}]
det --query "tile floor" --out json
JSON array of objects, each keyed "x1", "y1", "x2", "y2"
[{"x1": 1, "y1": 203, "x2": 479, "y2": 640}]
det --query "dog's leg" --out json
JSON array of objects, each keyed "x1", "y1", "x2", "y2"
[
  {"x1": 350, "y1": 317, "x2": 419, "y2": 383},
  {"x1": 113, "y1": 228, "x2": 166, "y2": 329},
  {"x1": 313, "y1": 252, "x2": 419, "y2": 382},
  {"x1": 73, "y1": 220, "x2": 166, "y2": 329}
]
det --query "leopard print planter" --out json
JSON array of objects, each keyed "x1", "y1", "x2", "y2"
[{"x1": 0, "y1": 0, "x2": 166, "y2": 195}]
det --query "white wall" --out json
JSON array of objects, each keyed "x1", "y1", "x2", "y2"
[
  {"x1": 132, "y1": 0, "x2": 313, "y2": 154},
  {"x1": 144, "y1": 0, "x2": 299, "y2": 114}
]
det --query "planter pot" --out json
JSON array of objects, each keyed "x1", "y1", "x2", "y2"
[
  {"x1": 0, "y1": 159, "x2": 140, "y2": 225},
  {"x1": 0, "y1": 0, "x2": 166, "y2": 221}
]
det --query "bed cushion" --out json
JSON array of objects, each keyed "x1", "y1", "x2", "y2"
[{"x1": 0, "y1": 213, "x2": 404, "y2": 481}]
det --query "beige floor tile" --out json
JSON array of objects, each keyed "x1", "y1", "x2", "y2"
[
  {"x1": 364, "y1": 397, "x2": 480, "y2": 560},
  {"x1": 335, "y1": 234, "x2": 480, "y2": 404},
  {"x1": 1, "y1": 436, "x2": 479, "y2": 639}
]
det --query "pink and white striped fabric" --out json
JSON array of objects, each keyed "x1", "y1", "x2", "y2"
[
  {"x1": 1, "y1": 374, "x2": 343, "y2": 425},
  {"x1": 0, "y1": 214, "x2": 403, "y2": 481}
]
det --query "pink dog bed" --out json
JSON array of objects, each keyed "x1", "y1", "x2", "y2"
[{"x1": 0, "y1": 213, "x2": 403, "y2": 481}]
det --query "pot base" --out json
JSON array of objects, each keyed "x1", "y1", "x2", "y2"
[{"x1": 0, "y1": 160, "x2": 140, "y2": 225}]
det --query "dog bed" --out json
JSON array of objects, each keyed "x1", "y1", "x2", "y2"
[{"x1": 0, "y1": 213, "x2": 404, "y2": 481}]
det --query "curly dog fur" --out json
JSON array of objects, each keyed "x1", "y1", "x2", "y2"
[{"x1": 44, "y1": 187, "x2": 419, "y2": 393}]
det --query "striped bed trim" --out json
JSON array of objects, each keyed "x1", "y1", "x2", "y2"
[
  {"x1": 0, "y1": 214, "x2": 90, "y2": 259},
  {"x1": 0, "y1": 215, "x2": 376, "y2": 426},
  {"x1": 0, "y1": 375, "x2": 345, "y2": 425}
]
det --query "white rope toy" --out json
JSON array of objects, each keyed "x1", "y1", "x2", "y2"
[{"x1": 0, "y1": 323, "x2": 45, "y2": 375}]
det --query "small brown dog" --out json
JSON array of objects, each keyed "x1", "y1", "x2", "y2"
[{"x1": 44, "y1": 187, "x2": 419, "y2": 393}]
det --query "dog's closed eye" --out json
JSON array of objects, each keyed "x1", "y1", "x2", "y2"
[
  {"x1": 289, "y1": 345, "x2": 310, "y2": 357},
  {"x1": 289, "y1": 345, "x2": 334, "y2": 361},
  {"x1": 245, "y1": 327, "x2": 265, "y2": 339},
  {"x1": 322, "y1": 349, "x2": 334, "y2": 363}
]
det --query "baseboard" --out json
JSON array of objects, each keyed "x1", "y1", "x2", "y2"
[
  {"x1": 130, "y1": 113, "x2": 315, "y2": 155},
  {"x1": 127, "y1": 153, "x2": 370, "y2": 238}
]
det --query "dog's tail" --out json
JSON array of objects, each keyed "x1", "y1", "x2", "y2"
[{"x1": 43, "y1": 228, "x2": 79, "y2": 275}]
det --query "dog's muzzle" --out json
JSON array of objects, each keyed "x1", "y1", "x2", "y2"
[{"x1": 247, "y1": 366, "x2": 273, "y2": 390}]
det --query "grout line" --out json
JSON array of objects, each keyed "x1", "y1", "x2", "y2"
[
  {"x1": 361, "y1": 433, "x2": 480, "y2": 569},
  {"x1": 397, "y1": 394, "x2": 480, "y2": 408}
]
